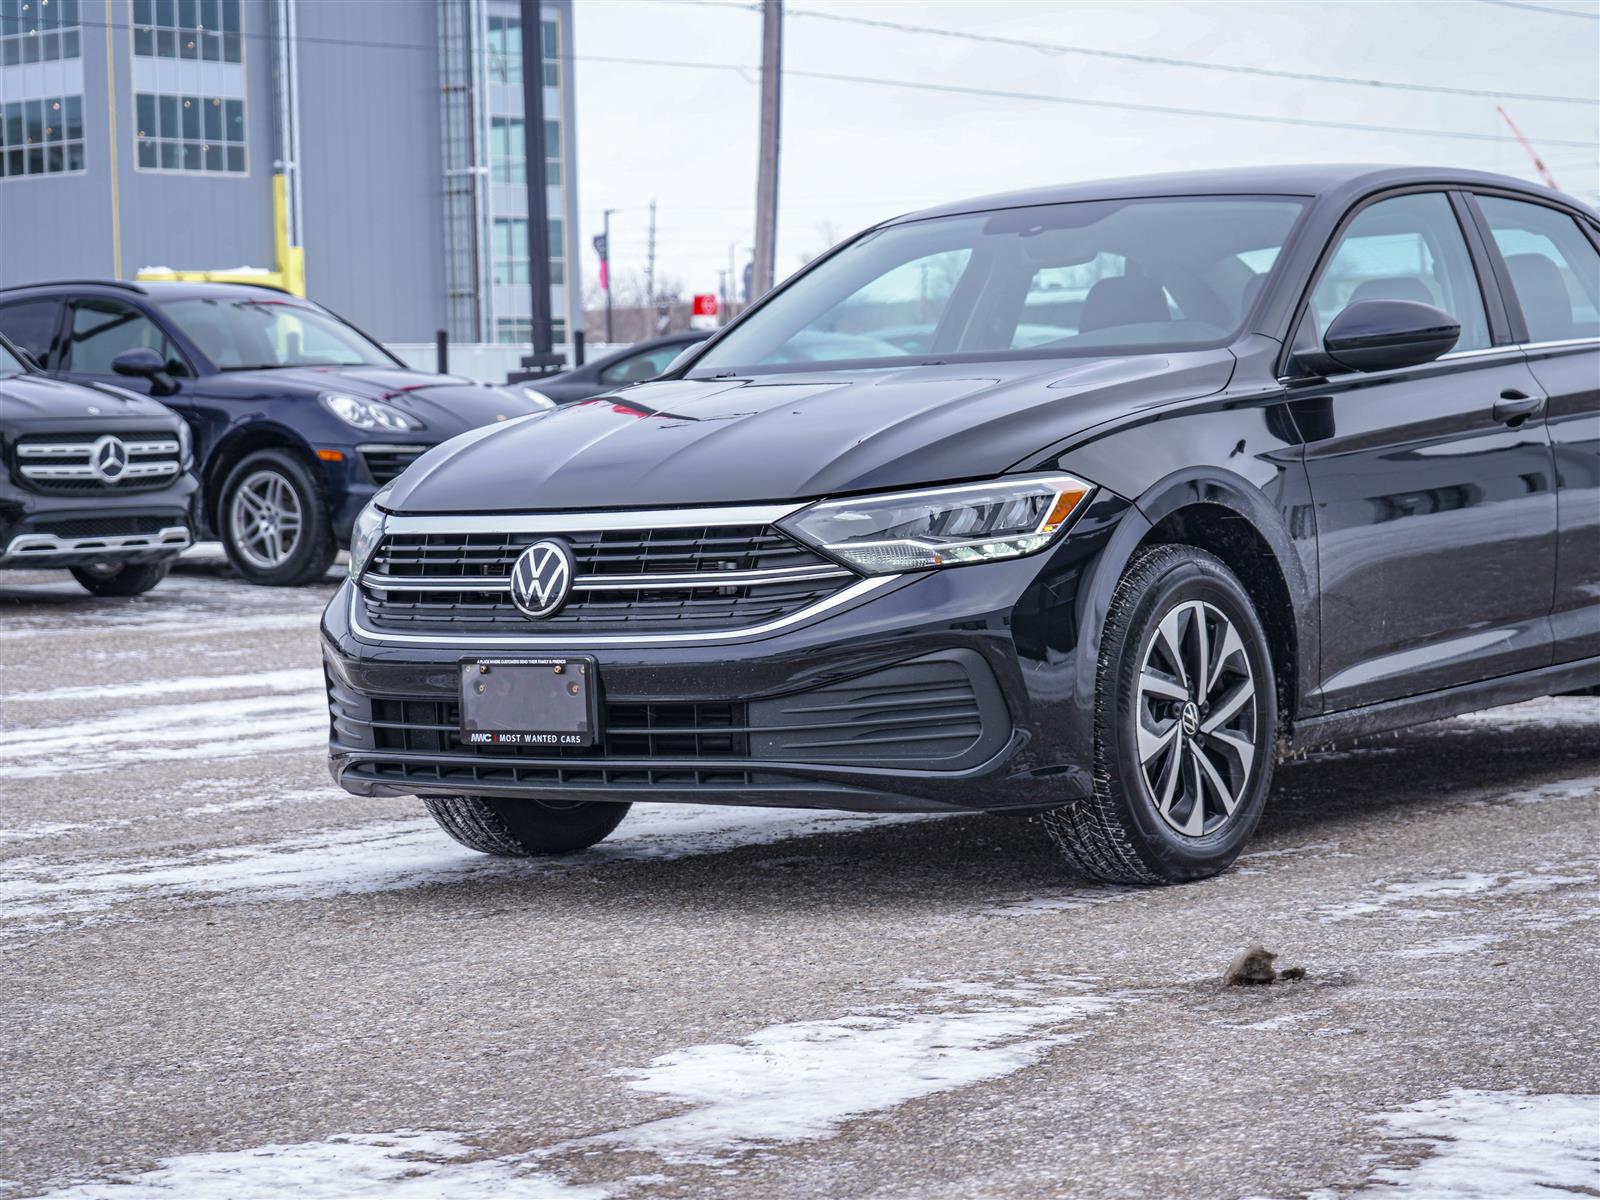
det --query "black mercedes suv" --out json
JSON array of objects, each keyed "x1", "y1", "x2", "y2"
[
  {"x1": 1, "y1": 332, "x2": 195, "y2": 596},
  {"x1": 323, "y1": 166, "x2": 1599, "y2": 884}
]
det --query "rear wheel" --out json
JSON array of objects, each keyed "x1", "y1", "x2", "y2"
[
  {"x1": 219, "y1": 449, "x2": 337, "y2": 587},
  {"x1": 422, "y1": 796, "x2": 632, "y2": 856},
  {"x1": 70, "y1": 560, "x2": 171, "y2": 597},
  {"x1": 1041, "y1": 544, "x2": 1277, "y2": 884}
]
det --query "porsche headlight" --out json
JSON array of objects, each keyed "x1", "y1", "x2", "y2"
[
  {"x1": 779, "y1": 473, "x2": 1093, "y2": 574},
  {"x1": 320, "y1": 393, "x2": 421, "y2": 432},
  {"x1": 348, "y1": 486, "x2": 393, "y2": 579}
]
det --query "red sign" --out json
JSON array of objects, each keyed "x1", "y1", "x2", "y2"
[{"x1": 692, "y1": 294, "x2": 719, "y2": 317}]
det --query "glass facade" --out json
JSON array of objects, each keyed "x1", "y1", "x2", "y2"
[
  {"x1": 490, "y1": 116, "x2": 524, "y2": 184},
  {"x1": 0, "y1": 94, "x2": 85, "y2": 177},
  {"x1": 132, "y1": 0, "x2": 242, "y2": 63},
  {"x1": 0, "y1": 0, "x2": 80, "y2": 66},
  {"x1": 493, "y1": 217, "x2": 565, "y2": 288},
  {"x1": 135, "y1": 92, "x2": 247, "y2": 173},
  {"x1": 486, "y1": 14, "x2": 560, "y2": 87}
]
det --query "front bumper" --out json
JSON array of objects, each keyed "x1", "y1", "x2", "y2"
[{"x1": 322, "y1": 493, "x2": 1131, "y2": 813}]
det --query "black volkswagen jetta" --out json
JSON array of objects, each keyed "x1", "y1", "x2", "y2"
[{"x1": 323, "y1": 165, "x2": 1599, "y2": 884}]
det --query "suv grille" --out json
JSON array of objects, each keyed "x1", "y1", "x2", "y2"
[
  {"x1": 358, "y1": 524, "x2": 854, "y2": 635},
  {"x1": 13, "y1": 432, "x2": 182, "y2": 494}
]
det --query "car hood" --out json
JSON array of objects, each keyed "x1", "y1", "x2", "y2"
[
  {"x1": 217, "y1": 366, "x2": 545, "y2": 432},
  {"x1": 384, "y1": 351, "x2": 1236, "y2": 513},
  {"x1": 0, "y1": 373, "x2": 181, "y2": 425}
]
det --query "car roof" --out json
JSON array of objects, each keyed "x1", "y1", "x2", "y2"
[
  {"x1": 0, "y1": 278, "x2": 303, "y2": 302},
  {"x1": 888, "y1": 164, "x2": 1594, "y2": 224}
]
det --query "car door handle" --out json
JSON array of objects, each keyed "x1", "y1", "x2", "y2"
[{"x1": 1493, "y1": 391, "x2": 1545, "y2": 425}]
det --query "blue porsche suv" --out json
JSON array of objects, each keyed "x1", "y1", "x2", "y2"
[{"x1": 0, "y1": 281, "x2": 551, "y2": 585}]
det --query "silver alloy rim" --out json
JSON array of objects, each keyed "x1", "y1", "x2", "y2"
[
  {"x1": 1134, "y1": 599, "x2": 1258, "y2": 838},
  {"x1": 228, "y1": 468, "x2": 304, "y2": 571}
]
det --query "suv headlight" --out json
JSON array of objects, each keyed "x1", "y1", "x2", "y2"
[
  {"x1": 779, "y1": 473, "x2": 1093, "y2": 574},
  {"x1": 175, "y1": 418, "x2": 193, "y2": 467},
  {"x1": 348, "y1": 486, "x2": 393, "y2": 579},
  {"x1": 320, "y1": 393, "x2": 421, "y2": 432}
]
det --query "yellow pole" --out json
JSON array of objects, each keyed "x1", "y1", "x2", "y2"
[
  {"x1": 104, "y1": 0, "x2": 122, "y2": 278},
  {"x1": 273, "y1": 173, "x2": 307, "y2": 297}
]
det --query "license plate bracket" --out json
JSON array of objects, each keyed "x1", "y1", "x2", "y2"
[{"x1": 459, "y1": 656, "x2": 598, "y2": 747}]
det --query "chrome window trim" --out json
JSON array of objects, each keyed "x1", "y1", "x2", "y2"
[
  {"x1": 361, "y1": 563, "x2": 853, "y2": 593},
  {"x1": 1518, "y1": 337, "x2": 1600, "y2": 352},
  {"x1": 1277, "y1": 343, "x2": 1526, "y2": 386},
  {"x1": 348, "y1": 573, "x2": 901, "y2": 647},
  {"x1": 376, "y1": 503, "x2": 808, "y2": 534}
]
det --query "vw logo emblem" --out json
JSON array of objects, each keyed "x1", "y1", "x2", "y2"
[
  {"x1": 89, "y1": 435, "x2": 130, "y2": 483},
  {"x1": 1180, "y1": 701, "x2": 1201, "y2": 738},
  {"x1": 509, "y1": 539, "x2": 575, "y2": 619}
]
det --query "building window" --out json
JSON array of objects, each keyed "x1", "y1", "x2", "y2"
[
  {"x1": 135, "y1": 92, "x2": 246, "y2": 173},
  {"x1": 0, "y1": 95, "x2": 85, "y2": 178},
  {"x1": 548, "y1": 216, "x2": 565, "y2": 286},
  {"x1": 543, "y1": 117, "x2": 561, "y2": 186},
  {"x1": 494, "y1": 217, "x2": 566, "y2": 288},
  {"x1": 132, "y1": 0, "x2": 242, "y2": 63},
  {"x1": 487, "y1": 14, "x2": 520, "y2": 85},
  {"x1": 541, "y1": 16, "x2": 559, "y2": 87},
  {"x1": 490, "y1": 116, "x2": 524, "y2": 184},
  {"x1": 493, "y1": 218, "x2": 529, "y2": 286},
  {"x1": 0, "y1": 0, "x2": 80, "y2": 66},
  {"x1": 495, "y1": 317, "x2": 568, "y2": 346}
]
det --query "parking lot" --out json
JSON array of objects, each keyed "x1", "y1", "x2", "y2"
[{"x1": 1, "y1": 553, "x2": 1597, "y2": 1199}]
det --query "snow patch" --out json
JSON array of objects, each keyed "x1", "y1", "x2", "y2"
[
  {"x1": 3, "y1": 667, "x2": 322, "y2": 706},
  {"x1": 595, "y1": 978, "x2": 1119, "y2": 1161},
  {"x1": 1318, "y1": 864, "x2": 1597, "y2": 923},
  {"x1": 0, "y1": 805, "x2": 939, "y2": 923},
  {"x1": 1382, "y1": 934, "x2": 1500, "y2": 959},
  {"x1": 28, "y1": 1129, "x2": 605, "y2": 1200},
  {"x1": 1341, "y1": 1089, "x2": 1600, "y2": 1198}
]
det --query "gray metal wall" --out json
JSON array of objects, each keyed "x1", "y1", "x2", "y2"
[
  {"x1": 0, "y1": 2, "x2": 271, "y2": 286},
  {"x1": 294, "y1": 0, "x2": 446, "y2": 341}
]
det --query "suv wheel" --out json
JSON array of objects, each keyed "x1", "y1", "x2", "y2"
[
  {"x1": 70, "y1": 560, "x2": 171, "y2": 597},
  {"x1": 423, "y1": 796, "x2": 633, "y2": 856},
  {"x1": 1041, "y1": 544, "x2": 1278, "y2": 884},
  {"x1": 219, "y1": 449, "x2": 337, "y2": 586}
]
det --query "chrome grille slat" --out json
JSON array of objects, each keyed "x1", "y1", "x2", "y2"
[{"x1": 358, "y1": 517, "x2": 859, "y2": 637}]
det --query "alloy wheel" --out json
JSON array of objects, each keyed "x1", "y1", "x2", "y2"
[
  {"x1": 1134, "y1": 599, "x2": 1258, "y2": 837},
  {"x1": 228, "y1": 468, "x2": 305, "y2": 571}
]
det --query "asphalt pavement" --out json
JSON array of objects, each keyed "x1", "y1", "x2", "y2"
[{"x1": 1, "y1": 551, "x2": 1596, "y2": 1199}]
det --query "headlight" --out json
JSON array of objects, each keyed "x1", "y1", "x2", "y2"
[
  {"x1": 320, "y1": 393, "x2": 421, "y2": 432},
  {"x1": 779, "y1": 473, "x2": 1093, "y2": 574},
  {"x1": 348, "y1": 486, "x2": 393, "y2": 579},
  {"x1": 175, "y1": 418, "x2": 193, "y2": 467},
  {"x1": 521, "y1": 385, "x2": 556, "y2": 408}
]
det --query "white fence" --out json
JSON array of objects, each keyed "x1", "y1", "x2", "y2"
[{"x1": 385, "y1": 342, "x2": 630, "y2": 383}]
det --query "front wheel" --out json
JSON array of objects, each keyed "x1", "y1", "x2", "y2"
[
  {"x1": 423, "y1": 796, "x2": 632, "y2": 856},
  {"x1": 1041, "y1": 544, "x2": 1278, "y2": 884},
  {"x1": 219, "y1": 449, "x2": 338, "y2": 587},
  {"x1": 71, "y1": 560, "x2": 171, "y2": 597}
]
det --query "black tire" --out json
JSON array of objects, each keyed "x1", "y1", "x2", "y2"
[
  {"x1": 218, "y1": 448, "x2": 338, "y2": 587},
  {"x1": 70, "y1": 560, "x2": 172, "y2": 597},
  {"x1": 1041, "y1": 544, "x2": 1278, "y2": 884},
  {"x1": 422, "y1": 796, "x2": 632, "y2": 856}
]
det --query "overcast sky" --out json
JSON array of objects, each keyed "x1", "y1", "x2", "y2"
[{"x1": 568, "y1": 0, "x2": 1600, "y2": 303}]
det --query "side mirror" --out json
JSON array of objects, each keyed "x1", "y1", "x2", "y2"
[
  {"x1": 111, "y1": 347, "x2": 179, "y2": 395},
  {"x1": 1320, "y1": 299, "x2": 1460, "y2": 374}
]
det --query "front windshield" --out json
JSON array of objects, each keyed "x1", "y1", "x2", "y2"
[
  {"x1": 692, "y1": 196, "x2": 1308, "y2": 376},
  {"x1": 159, "y1": 297, "x2": 395, "y2": 370}
]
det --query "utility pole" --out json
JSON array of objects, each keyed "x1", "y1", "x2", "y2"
[
  {"x1": 751, "y1": 0, "x2": 783, "y2": 300},
  {"x1": 516, "y1": 0, "x2": 560, "y2": 373},
  {"x1": 644, "y1": 198, "x2": 657, "y2": 315},
  {"x1": 597, "y1": 207, "x2": 617, "y2": 344}
]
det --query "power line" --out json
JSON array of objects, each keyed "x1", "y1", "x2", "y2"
[
  {"x1": 573, "y1": 53, "x2": 1600, "y2": 150},
  {"x1": 669, "y1": 0, "x2": 1597, "y2": 106},
  {"x1": 1474, "y1": 0, "x2": 1600, "y2": 18}
]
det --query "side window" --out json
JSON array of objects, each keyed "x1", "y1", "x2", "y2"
[
  {"x1": 64, "y1": 299, "x2": 185, "y2": 375},
  {"x1": 0, "y1": 299, "x2": 63, "y2": 365},
  {"x1": 599, "y1": 344, "x2": 685, "y2": 386},
  {"x1": 1475, "y1": 196, "x2": 1600, "y2": 343},
  {"x1": 1309, "y1": 193, "x2": 1491, "y2": 353}
]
